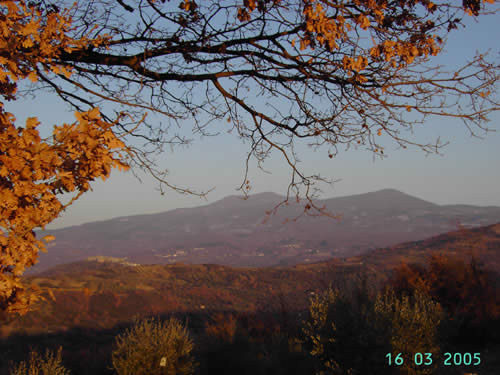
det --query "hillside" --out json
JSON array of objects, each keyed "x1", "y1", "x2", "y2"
[
  {"x1": 361, "y1": 222, "x2": 500, "y2": 274},
  {"x1": 4, "y1": 222, "x2": 499, "y2": 338},
  {"x1": 30, "y1": 189, "x2": 500, "y2": 273}
]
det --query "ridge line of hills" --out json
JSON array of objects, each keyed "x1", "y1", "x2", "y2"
[
  {"x1": 44, "y1": 189, "x2": 440, "y2": 230},
  {"x1": 30, "y1": 188, "x2": 500, "y2": 274}
]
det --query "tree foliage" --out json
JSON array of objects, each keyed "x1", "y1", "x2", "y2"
[
  {"x1": 0, "y1": 0, "x2": 128, "y2": 315},
  {"x1": 302, "y1": 285, "x2": 443, "y2": 375},
  {"x1": 9, "y1": 346, "x2": 69, "y2": 375},
  {"x1": 374, "y1": 289, "x2": 443, "y2": 375},
  {"x1": 1, "y1": 0, "x2": 499, "y2": 315},
  {"x1": 389, "y1": 255, "x2": 500, "y2": 345},
  {"x1": 111, "y1": 317, "x2": 196, "y2": 375},
  {"x1": 302, "y1": 286, "x2": 387, "y2": 374}
]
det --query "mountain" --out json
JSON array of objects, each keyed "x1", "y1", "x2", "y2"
[
  {"x1": 5, "y1": 222, "x2": 499, "y2": 337},
  {"x1": 30, "y1": 189, "x2": 500, "y2": 273}
]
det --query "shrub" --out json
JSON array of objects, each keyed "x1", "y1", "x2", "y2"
[
  {"x1": 10, "y1": 347, "x2": 69, "y2": 375},
  {"x1": 111, "y1": 317, "x2": 196, "y2": 375},
  {"x1": 302, "y1": 285, "x2": 443, "y2": 375},
  {"x1": 302, "y1": 286, "x2": 389, "y2": 375},
  {"x1": 375, "y1": 289, "x2": 443, "y2": 375}
]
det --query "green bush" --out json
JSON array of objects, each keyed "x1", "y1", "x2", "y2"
[
  {"x1": 111, "y1": 317, "x2": 196, "y2": 375},
  {"x1": 375, "y1": 289, "x2": 443, "y2": 375},
  {"x1": 302, "y1": 287, "x2": 388, "y2": 375},
  {"x1": 302, "y1": 286, "x2": 443, "y2": 375},
  {"x1": 10, "y1": 347, "x2": 69, "y2": 375}
]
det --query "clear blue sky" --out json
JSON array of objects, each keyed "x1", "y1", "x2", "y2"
[{"x1": 6, "y1": 9, "x2": 500, "y2": 229}]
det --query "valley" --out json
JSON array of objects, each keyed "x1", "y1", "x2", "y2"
[{"x1": 5, "y1": 221, "x2": 499, "y2": 338}]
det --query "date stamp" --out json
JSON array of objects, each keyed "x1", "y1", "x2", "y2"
[{"x1": 386, "y1": 352, "x2": 481, "y2": 366}]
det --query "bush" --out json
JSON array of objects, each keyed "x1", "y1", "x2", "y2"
[
  {"x1": 302, "y1": 285, "x2": 443, "y2": 375},
  {"x1": 302, "y1": 287, "x2": 389, "y2": 375},
  {"x1": 375, "y1": 289, "x2": 443, "y2": 375},
  {"x1": 10, "y1": 347, "x2": 69, "y2": 375},
  {"x1": 111, "y1": 317, "x2": 196, "y2": 375}
]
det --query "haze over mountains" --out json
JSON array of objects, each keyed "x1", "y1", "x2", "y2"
[{"x1": 31, "y1": 188, "x2": 500, "y2": 273}]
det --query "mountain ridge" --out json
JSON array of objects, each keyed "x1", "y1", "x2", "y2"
[
  {"x1": 44, "y1": 189, "x2": 434, "y2": 230},
  {"x1": 30, "y1": 188, "x2": 500, "y2": 274}
]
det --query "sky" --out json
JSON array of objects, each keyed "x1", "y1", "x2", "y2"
[{"x1": 6, "y1": 7, "x2": 500, "y2": 229}]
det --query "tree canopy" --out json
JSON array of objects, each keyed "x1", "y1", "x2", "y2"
[{"x1": 1, "y1": 0, "x2": 499, "y2": 314}]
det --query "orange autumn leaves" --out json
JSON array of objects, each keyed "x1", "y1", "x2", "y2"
[
  {"x1": 389, "y1": 255, "x2": 500, "y2": 324},
  {"x1": 300, "y1": 0, "x2": 443, "y2": 79},
  {"x1": 0, "y1": 0, "x2": 109, "y2": 90},
  {"x1": 1, "y1": 1, "x2": 126, "y2": 315},
  {"x1": 0, "y1": 109, "x2": 129, "y2": 315},
  {"x1": 238, "y1": 0, "x2": 491, "y2": 81}
]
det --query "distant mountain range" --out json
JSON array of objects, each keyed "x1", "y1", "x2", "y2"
[
  {"x1": 31, "y1": 188, "x2": 500, "y2": 273},
  {"x1": 6, "y1": 222, "x2": 500, "y2": 337}
]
